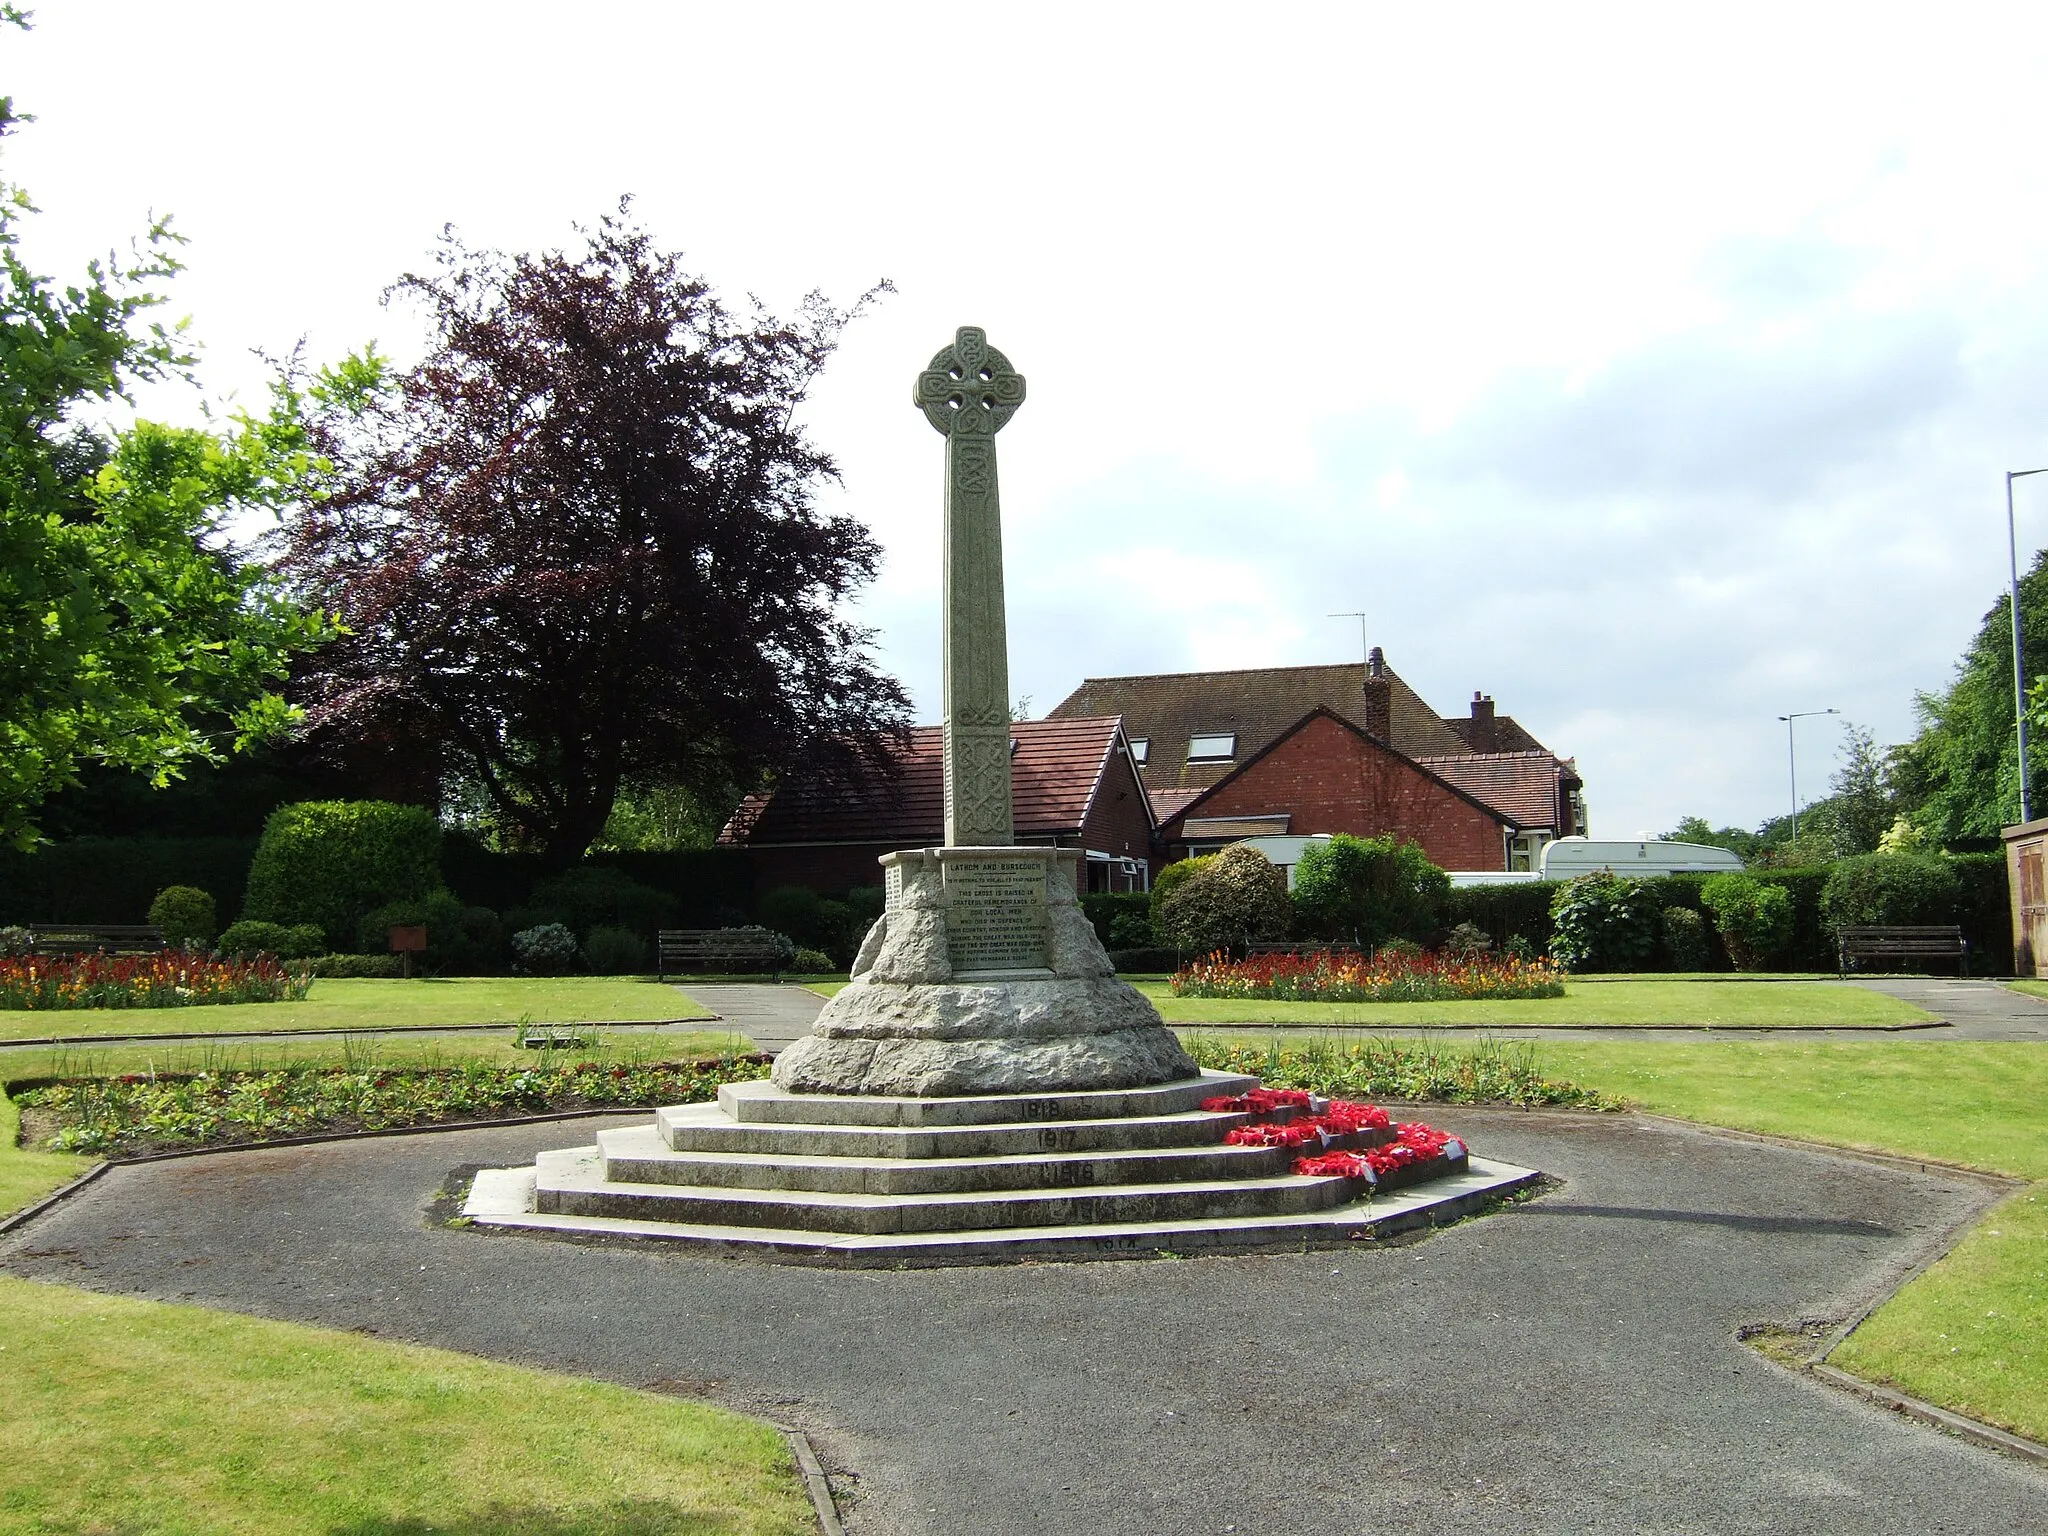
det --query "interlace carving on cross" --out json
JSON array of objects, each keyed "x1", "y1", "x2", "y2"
[{"x1": 913, "y1": 327, "x2": 1026, "y2": 436}]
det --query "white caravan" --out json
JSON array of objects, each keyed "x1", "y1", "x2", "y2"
[{"x1": 1446, "y1": 836, "x2": 1745, "y2": 887}]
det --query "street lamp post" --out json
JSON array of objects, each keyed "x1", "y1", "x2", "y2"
[
  {"x1": 1777, "y1": 708, "x2": 1839, "y2": 844},
  {"x1": 2007, "y1": 468, "x2": 2048, "y2": 823}
]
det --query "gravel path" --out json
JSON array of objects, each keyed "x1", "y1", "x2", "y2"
[{"x1": 6, "y1": 1107, "x2": 2043, "y2": 1534}]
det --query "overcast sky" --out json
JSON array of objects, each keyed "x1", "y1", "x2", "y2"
[{"x1": 16, "y1": 3, "x2": 2048, "y2": 839}]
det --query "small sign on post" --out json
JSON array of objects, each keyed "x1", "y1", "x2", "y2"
[{"x1": 388, "y1": 924, "x2": 426, "y2": 979}]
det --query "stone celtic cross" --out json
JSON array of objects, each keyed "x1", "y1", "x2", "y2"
[{"x1": 914, "y1": 327, "x2": 1027, "y2": 846}]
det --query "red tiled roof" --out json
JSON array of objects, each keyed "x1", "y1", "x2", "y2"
[
  {"x1": 1146, "y1": 786, "x2": 1207, "y2": 822},
  {"x1": 1048, "y1": 660, "x2": 1468, "y2": 789},
  {"x1": 1414, "y1": 751, "x2": 1567, "y2": 831},
  {"x1": 722, "y1": 717, "x2": 1127, "y2": 847}
]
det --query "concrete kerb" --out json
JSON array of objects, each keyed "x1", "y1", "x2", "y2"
[
  {"x1": 781, "y1": 1427, "x2": 847, "y2": 1535},
  {"x1": 0, "y1": 1016, "x2": 722, "y2": 1049}
]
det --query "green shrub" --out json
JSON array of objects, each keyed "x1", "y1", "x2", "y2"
[
  {"x1": 242, "y1": 801, "x2": 442, "y2": 950},
  {"x1": 1949, "y1": 851, "x2": 2012, "y2": 974},
  {"x1": 307, "y1": 952, "x2": 402, "y2": 978},
  {"x1": 515, "y1": 864, "x2": 676, "y2": 941},
  {"x1": 1148, "y1": 857, "x2": 1212, "y2": 932},
  {"x1": 358, "y1": 891, "x2": 504, "y2": 975},
  {"x1": 1157, "y1": 844, "x2": 1291, "y2": 954},
  {"x1": 1440, "y1": 880, "x2": 1560, "y2": 954},
  {"x1": 1820, "y1": 853, "x2": 1962, "y2": 929},
  {"x1": 1109, "y1": 946, "x2": 1181, "y2": 973},
  {"x1": 1701, "y1": 873, "x2": 1794, "y2": 970},
  {"x1": 1548, "y1": 872, "x2": 1658, "y2": 972},
  {"x1": 1081, "y1": 891, "x2": 1153, "y2": 949},
  {"x1": 790, "y1": 946, "x2": 836, "y2": 974},
  {"x1": 582, "y1": 924, "x2": 651, "y2": 974},
  {"x1": 1, "y1": 924, "x2": 34, "y2": 957},
  {"x1": 147, "y1": 886, "x2": 217, "y2": 948},
  {"x1": 217, "y1": 919, "x2": 327, "y2": 959},
  {"x1": 1290, "y1": 834, "x2": 1449, "y2": 948},
  {"x1": 1660, "y1": 905, "x2": 1712, "y2": 971},
  {"x1": 511, "y1": 923, "x2": 583, "y2": 976},
  {"x1": 1441, "y1": 921, "x2": 1491, "y2": 959}
]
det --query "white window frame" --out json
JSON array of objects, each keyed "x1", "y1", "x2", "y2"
[{"x1": 1187, "y1": 732, "x2": 1236, "y2": 762}]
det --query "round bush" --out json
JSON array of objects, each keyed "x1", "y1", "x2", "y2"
[
  {"x1": 1700, "y1": 874, "x2": 1794, "y2": 971},
  {"x1": 511, "y1": 923, "x2": 583, "y2": 976},
  {"x1": 1441, "y1": 921, "x2": 1492, "y2": 960},
  {"x1": 1548, "y1": 872, "x2": 1658, "y2": 972},
  {"x1": 582, "y1": 924, "x2": 651, "y2": 975},
  {"x1": 147, "y1": 886, "x2": 217, "y2": 948},
  {"x1": 1820, "y1": 853, "x2": 1960, "y2": 930},
  {"x1": 242, "y1": 801, "x2": 442, "y2": 950},
  {"x1": 1157, "y1": 844, "x2": 1291, "y2": 954},
  {"x1": 790, "y1": 946, "x2": 836, "y2": 974}
]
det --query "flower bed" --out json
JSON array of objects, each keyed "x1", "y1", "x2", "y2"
[
  {"x1": 13, "y1": 1055, "x2": 773, "y2": 1155},
  {"x1": 1171, "y1": 948, "x2": 1566, "y2": 1003},
  {"x1": 0, "y1": 953, "x2": 314, "y2": 1011}
]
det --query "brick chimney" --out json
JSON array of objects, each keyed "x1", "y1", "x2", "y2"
[
  {"x1": 1469, "y1": 691, "x2": 1497, "y2": 753},
  {"x1": 1362, "y1": 646, "x2": 1391, "y2": 740}
]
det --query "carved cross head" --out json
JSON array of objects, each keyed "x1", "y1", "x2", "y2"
[{"x1": 913, "y1": 326, "x2": 1026, "y2": 436}]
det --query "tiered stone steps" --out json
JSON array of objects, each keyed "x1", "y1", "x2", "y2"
[{"x1": 464, "y1": 1071, "x2": 1540, "y2": 1265}]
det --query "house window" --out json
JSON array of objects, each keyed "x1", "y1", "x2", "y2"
[
  {"x1": 1128, "y1": 737, "x2": 1149, "y2": 765},
  {"x1": 1187, "y1": 732, "x2": 1236, "y2": 762}
]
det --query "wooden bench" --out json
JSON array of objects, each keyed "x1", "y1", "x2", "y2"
[
  {"x1": 657, "y1": 929, "x2": 787, "y2": 982},
  {"x1": 1836, "y1": 925, "x2": 1969, "y2": 977},
  {"x1": 27, "y1": 924, "x2": 167, "y2": 957}
]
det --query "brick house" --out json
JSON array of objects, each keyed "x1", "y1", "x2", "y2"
[
  {"x1": 1047, "y1": 649, "x2": 1586, "y2": 872},
  {"x1": 718, "y1": 716, "x2": 1156, "y2": 895}
]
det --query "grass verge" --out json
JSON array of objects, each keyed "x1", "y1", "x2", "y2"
[
  {"x1": 1527, "y1": 1037, "x2": 2048, "y2": 1445},
  {"x1": 0, "y1": 1274, "x2": 812, "y2": 1534},
  {"x1": 0, "y1": 976, "x2": 711, "y2": 1042},
  {"x1": 1145, "y1": 978, "x2": 1930, "y2": 1029}
]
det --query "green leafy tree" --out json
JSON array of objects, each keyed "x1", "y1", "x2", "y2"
[
  {"x1": 1662, "y1": 817, "x2": 1760, "y2": 861},
  {"x1": 1289, "y1": 833, "x2": 1449, "y2": 948},
  {"x1": 1699, "y1": 873, "x2": 1793, "y2": 971},
  {"x1": 1895, "y1": 550, "x2": 2048, "y2": 841},
  {"x1": 0, "y1": 56, "x2": 330, "y2": 849},
  {"x1": 1548, "y1": 872, "x2": 1658, "y2": 972},
  {"x1": 1825, "y1": 722, "x2": 1893, "y2": 855}
]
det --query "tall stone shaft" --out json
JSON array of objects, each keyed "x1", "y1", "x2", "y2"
[{"x1": 912, "y1": 327, "x2": 1027, "y2": 846}]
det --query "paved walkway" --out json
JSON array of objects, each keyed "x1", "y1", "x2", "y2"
[
  {"x1": 7, "y1": 1109, "x2": 2043, "y2": 1534},
  {"x1": 1846, "y1": 977, "x2": 2048, "y2": 1040},
  {"x1": 687, "y1": 982, "x2": 825, "y2": 1053}
]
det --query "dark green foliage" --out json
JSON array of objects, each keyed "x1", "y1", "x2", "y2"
[
  {"x1": 1156, "y1": 844, "x2": 1292, "y2": 954},
  {"x1": 511, "y1": 923, "x2": 582, "y2": 976},
  {"x1": 1441, "y1": 921, "x2": 1491, "y2": 959},
  {"x1": 306, "y1": 952, "x2": 402, "y2": 978},
  {"x1": 1440, "y1": 881, "x2": 1560, "y2": 954},
  {"x1": 217, "y1": 920, "x2": 326, "y2": 960},
  {"x1": 1950, "y1": 852, "x2": 2013, "y2": 974},
  {"x1": 1289, "y1": 834, "x2": 1449, "y2": 947},
  {"x1": 582, "y1": 924, "x2": 651, "y2": 975},
  {"x1": 0, "y1": 837, "x2": 260, "y2": 926},
  {"x1": 1663, "y1": 817, "x2": 1762, "y2": 861},
  {"x1": 1701, "y1": 874, "x2": 1794, "y2": 970},
  {"x1": 1081, "y1": 891, "x2": 1153, "y2": 949},
  {"x1": 789, "y1": 946, "x2": 836, "y2": 974},
  {"x1": 242, "y1": 801, "x2": 442, "y2": 949},
  {"x1": 438, "y1": 836, "x2": 754, "y2": 929},
  {"x1": 1820, "y1": 853, "x2": 1962, "y2": 929},
  {"x1": 1108, "y1": 947, "x2": 1182, "y2": 974},
  {"x1": 510, "y1": 865, "x2": 676, "y2": 943},
  {"x1": 758, "y1": 886, "x2": 828, "y2": 950},
  {"x1": 1547, "y1": 872, "x2": 1658, "y2": 972},
  {"x1": 1660, "y1": 906, "x2": 1713, "y2": 971},
  {"x1": 146, "y1": 886, "x2": 216, "y2": 948},
  {"x1": 357, "y1": 891, "x2": 504, "y2": 974}
]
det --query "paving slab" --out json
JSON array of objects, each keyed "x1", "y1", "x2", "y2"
[
  {"x1": 5, "y1": 1109, "x2": 2043, "y2": 1535},
  {"x1": 689, "y1": 982, "x2": 827, "y2": 1053}
]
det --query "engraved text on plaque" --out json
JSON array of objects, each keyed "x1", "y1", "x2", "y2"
[{"x1": 942, "y1": 856, "x2": 1050, "y2": 973}]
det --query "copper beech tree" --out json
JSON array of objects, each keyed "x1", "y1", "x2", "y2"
[{"x1": 277, "y1": 209, "x2": 908, "y2": 862}]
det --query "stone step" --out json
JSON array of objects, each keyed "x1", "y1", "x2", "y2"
[
  {"x1": 599, "y1": 1122, "x2": 1328, "y2": 1194},
  {"x1": 465, "y1": 1155, "x2": 1544, "y2": 1265},
  {"x1": 655, "y1": 1101, "x2": 1251, "y2": 1158},
  {"x1": 533, "y1": 1146, "x2": 1348, "y2": 1235},
  {"x1": 716, "y1": 1071, "x2": 1259, "y2": 1128}
]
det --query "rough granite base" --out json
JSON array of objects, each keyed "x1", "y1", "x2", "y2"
[{"x1": 771, "y1": 845, "x2": 1198, "y2": 1098}]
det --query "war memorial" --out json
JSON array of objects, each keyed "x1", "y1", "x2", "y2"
[{"x1": 465, "y1": 328, "x2": 1537, "y2": 1261}]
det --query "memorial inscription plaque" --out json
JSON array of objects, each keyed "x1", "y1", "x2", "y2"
[{"x1": 942, "y1": 855, "x2": 1050, "y2": 973}]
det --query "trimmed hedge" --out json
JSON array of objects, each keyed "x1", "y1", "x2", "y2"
[
  {"x1": 0, "y1": 837, "x2": 260, "y2": 927},
  {"x1": 1081, "y1": 892, "x2": 1153, "y2": 949},
  {"x1": 438, "y1": 836, "x2": 754, "y2": 930},
  {"x1": 242, "y1": 801, "x2": 443, "y2": 950}
]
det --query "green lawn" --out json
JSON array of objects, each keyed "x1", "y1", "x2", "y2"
[
  {"x1": 0, "y1": 976, "x2": 711, "y2": 1041},
  {"x1": 1144, "y1": 978, "x2": 1931, "y2": 1029},
  {"x1": 2006, "y1": 979, "x2": 2048, "y2": 1002},
  {"x1": 1526, "y1": 1037, "x2": 2048, "y2": 1443},
  {"x1": 0, "y1": 1274, "x2": 811, "y2": 1534}
]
